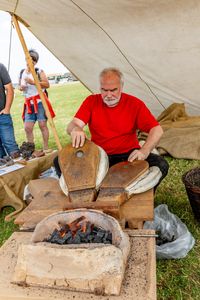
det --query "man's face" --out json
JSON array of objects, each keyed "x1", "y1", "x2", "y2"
[{"x1": 100, "y1": 73, "x2": 122, "y2": 107}]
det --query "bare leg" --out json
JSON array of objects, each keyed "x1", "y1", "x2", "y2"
[
  {"x1": 24, "y1": 122, "x2": 35, "y2": 143},
  {"x1": 38, "y1": 120, "x2": 49, "y2": 150}
]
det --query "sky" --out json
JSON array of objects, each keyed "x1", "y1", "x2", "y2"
[{"x1": 0, "y1": 11, "x2": 68, "y2": 83}]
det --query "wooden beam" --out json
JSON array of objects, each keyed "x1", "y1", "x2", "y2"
[{"x1": 11, "y1": 14, "x2": 62, "y2": 151}]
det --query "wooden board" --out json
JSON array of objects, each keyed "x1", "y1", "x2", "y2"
[
  {"x1": 15, "y1": 192, "x2": 153, "y2": 231},
  {"x1": 58, "y1": 140, "x2": 100, "y2": 191},
  {"x1": 28, "y1": 177, "x2": 61, "y2": 197},
  {"x1": 96, "y1": 188, "x2": 127, "y2": 205},
  {"x1": 14, "y1": 178, "x2": 154, "y2": 230},
  {"x1": 121, "y1": 189, "x2": 154, "y2": 228},
  {"x1": 68, "y1": 189, "x2": 96, "y2": 203},
  {"x1": 14, "y1": 178, "x2": 120, "y2": 229},
  {"x1": 121, "y1": 189, "x2": 154, "y2": 220},
  {"x1": 101, "y1": 160, "x2": 149, "y2": 188},
  {"x1": 0, "y1": 231, "x2": 156, "y2": 300},
  {"x1": 14, "y1": 178, "x2": 68, "y2": 228}
]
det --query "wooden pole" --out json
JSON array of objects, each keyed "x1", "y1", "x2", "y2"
[{"x1": 12, "y1": 14, "x2": 62, "y2": 151}]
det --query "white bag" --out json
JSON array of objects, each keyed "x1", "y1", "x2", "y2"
[{"x1": 144, "y1": 204, "x2": 195, "y2": 259}]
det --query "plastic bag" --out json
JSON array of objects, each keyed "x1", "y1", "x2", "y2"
[{"x1": 144, "y1": 204, "x2": 195, "y2": 259}]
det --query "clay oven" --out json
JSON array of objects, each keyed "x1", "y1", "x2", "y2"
[{"x1": 12, "y1": 209, "x2": 130, "y2": 295}]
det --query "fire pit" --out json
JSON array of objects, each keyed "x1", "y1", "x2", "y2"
[
  {"x1": 45, "y1": 215, "x2": 113, "y2": 245},
  {"x1": 12, "y1": 209, "x2": 130, "y2": 295}
]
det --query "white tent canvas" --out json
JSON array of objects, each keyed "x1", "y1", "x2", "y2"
[{"x1": 1, "y1": 0, "x2": 200, "y2": 116}]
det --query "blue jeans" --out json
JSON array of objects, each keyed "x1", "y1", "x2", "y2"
[
  {"x1": 0, "y1": 114, "x2": 19, "y2": 158},
  {"x1": 24, "y1": 102, "x2": 47, "y2": 122}
]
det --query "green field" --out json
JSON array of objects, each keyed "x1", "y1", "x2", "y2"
[
  {"x1": 1, "y1": 82, "x2": 200, "y2": 299},
  {"x1": 11, "y1": 82, "x2": 91, "y2": 148}
]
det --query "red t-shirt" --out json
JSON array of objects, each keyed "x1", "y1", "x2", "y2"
[{"x1": 75, "y1": 93, "x2": 159, "y2": 155}]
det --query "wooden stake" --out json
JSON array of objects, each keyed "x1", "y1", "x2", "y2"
[{"x1": 12, "y1": 14, "x2": 62, "y2": 151}]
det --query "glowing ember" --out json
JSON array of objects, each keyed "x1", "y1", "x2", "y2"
[{"x1": 44, "y1": 216, "x2": 112, "y2": 245}]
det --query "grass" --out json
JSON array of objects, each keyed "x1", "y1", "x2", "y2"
[
  {"x1": 155, "y1": 157, "x2": 200, "y2": 299},
  {"x1": 11, "y1": 82, "x2": 91, "y2": 149},
  {"x1": 1, "y1": 82, "x2": 200, "y2": 299}
]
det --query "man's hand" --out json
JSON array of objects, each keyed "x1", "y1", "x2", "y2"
[
  {"x1": 67, "y1": 117, "x2": 86, "y2": 148},
  {"x1": 128, "y1": 125, "x2": 163, "y2": 162},
  {"x1": 0, "y1": 108, "x2": 10, "y2": 115},
  {"x1": 19, "y1": 85, "x2": 26, "y2": 91},
  {"x1": 128, "y1": 148, "x2": 150, "y2": 162},
  {"x1": 71, "y1": 126, "x2": 86, "y2": 148}
]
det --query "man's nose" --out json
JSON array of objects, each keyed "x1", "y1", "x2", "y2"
[{"x1": 106, "y1": 90, "x2": 112, "y2": 97}]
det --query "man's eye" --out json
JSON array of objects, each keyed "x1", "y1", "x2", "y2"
[{"x1": 101, "y1": 89, "x2": 117, "y2": 92}]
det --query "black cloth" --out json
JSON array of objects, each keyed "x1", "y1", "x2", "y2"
[
  {"x1": 0, "y1": 63, "x2": 11, "y2": 111},
  {"x1": 54, "y1": 156, "x2": 61, "y2": 177}
]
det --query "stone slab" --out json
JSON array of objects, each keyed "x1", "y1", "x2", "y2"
[
  {"x1": 0, "y1": 230, "x2": 156, "y2": 300},
  {"x1": 13, "y1": 244, "x2": 125, "y2": 295}
]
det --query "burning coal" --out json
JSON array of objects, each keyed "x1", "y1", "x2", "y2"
[{"x1": 44, "y1": 216, "x2": 112, "y2": 245}]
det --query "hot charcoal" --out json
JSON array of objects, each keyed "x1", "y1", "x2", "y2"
[
  {"x1": 156, "y1": 230, "x2": 176, "y2": 246},
  {"x1": 44, "y1": 216, "x2": 112, "y2": 245}
]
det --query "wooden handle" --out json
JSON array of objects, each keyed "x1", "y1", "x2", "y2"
[{"x1": 12, "y1": 14, "x2": 62, "y2": 151}]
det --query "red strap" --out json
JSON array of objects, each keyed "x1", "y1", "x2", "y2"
[{"x1": 22, "y1": 93, "x2": 55, "y2": 119}]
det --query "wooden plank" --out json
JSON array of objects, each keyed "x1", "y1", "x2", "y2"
[
  {"x1": 28, "y1": 178, "x2": 61, "y2": 198},
  {"x1": 58, "y1": 140, "x2": 100, "y2": 191},
  {"x1": 64, "y1": 201, "x2": 120, "y2": 210},
  {"x1": 97, "y1": 189, "x2": 127, "y2": 205},
  {"x1": 14, "y1": 195, "x2": 121, "y2": 229},
  {"x1": 14, "y1": 189, "x2": 68, "y2": 226},
  {"x1": 69, "y1": 189, "x2": 96, "y2": 203},
  {"x1": 101, "y1": 160, "x2": 149, "y2": 188},
  {"x1": 121, "y1": 189, "x2": 154, "y2": 221}
]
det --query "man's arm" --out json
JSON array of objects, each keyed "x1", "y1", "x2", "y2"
[
  {"x1": 0, "y1": 83, "x2": 14, "y2": 114},
  {"x1": 37, "y1": 70, "x2": 50, "y2": 89},
  {"x1": 67, "y1": 117, "x2": 86, "y2": 148},
  {"x1": 128, "y1": 125, "x2": 163, "y2": 161}
]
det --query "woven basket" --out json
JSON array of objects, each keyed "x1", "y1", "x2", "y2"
[{"x1": 182, "y1": 167, "x2": 200, "y2": 221}]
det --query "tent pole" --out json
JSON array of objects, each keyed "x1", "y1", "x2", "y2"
[{"x1": 12, "y1": 14, "x2": 62, "y2": 151}]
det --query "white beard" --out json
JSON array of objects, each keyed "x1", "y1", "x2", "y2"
[{"x1": 103, "y1": 96, "x2": 120, "y2": 107}]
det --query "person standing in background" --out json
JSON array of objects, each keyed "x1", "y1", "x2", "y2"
[
  {"x1": 19, "y1": 49, "x2": 55, "y2": 152},
  {"x1": 0, "y1": 63, "x2": 19, "y2": 158}
]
